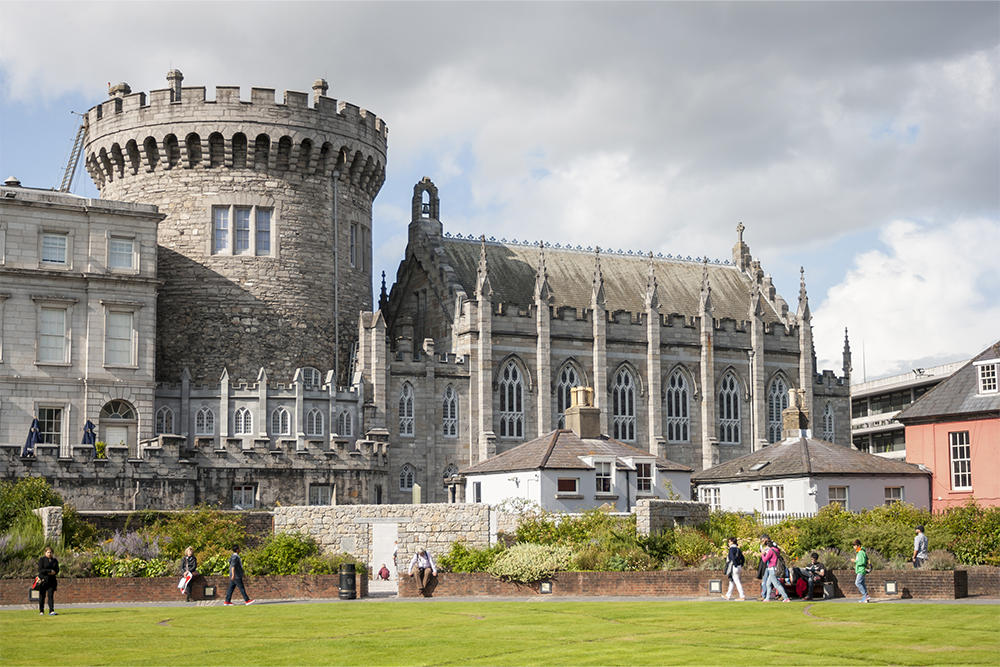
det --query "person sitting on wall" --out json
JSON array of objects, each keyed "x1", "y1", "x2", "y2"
[
  {"x1": 407, "y1": 547, "x2": 437, "y2": 593},
  {"x1": 796, "y1": 552, "x2": 826, "y2": 600}
]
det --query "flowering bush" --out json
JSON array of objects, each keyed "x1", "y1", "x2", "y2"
[
  {"x1": 487, "y1": 543, "x2": 574, "y2": 583},
  {"x1": 100, "y1": 531, "x2": 162, "y2": 560},
  {"x1": 926, "y1": 549, "x2": 957, "y2": 571}
]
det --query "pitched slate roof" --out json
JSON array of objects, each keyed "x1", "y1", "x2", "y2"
[
  {"x1": 896, "y1": 342, "x2": 1000, "y2": 424},
  {"x1": 441, "y1": 238, "x2": 784, "y2": 324},
  {"x1": 459, "y1": 429, "x2": 691, "y2": 475},
  {"x1": 691, "y1": 434, "x2": 929, "y2": 484}
]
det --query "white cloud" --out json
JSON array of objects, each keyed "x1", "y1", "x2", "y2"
[{"x1": 813, "y1": 218, "x2": 1000, "y2": 379}]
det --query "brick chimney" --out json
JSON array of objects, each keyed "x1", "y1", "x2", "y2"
[
  {"x1": 564, "y1": 386, "x2": 601, "y2": 439},
  {"x1": 781, "y1": 388, "x2": 811, "y2": 440}
]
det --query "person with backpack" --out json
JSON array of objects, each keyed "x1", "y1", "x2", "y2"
[
  {"x1": 723, "y1": 537, "x2": 746, "y2": 600},
  {"x1": 851, "y1": 539, "x2": 870, "y2": 603},
  {"x1": 759, "y1": 535, "x2": 790, "y2": 602}
]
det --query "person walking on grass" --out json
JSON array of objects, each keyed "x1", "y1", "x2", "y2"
[
  {"x1": 224, "y1": 545, "x2": 255, "y2": 606},
  {"x1": 760, "y1": 535, "x2": 790, "y2": 602},
  {"x1": 851, "y1": 539, "x2": 869, "y2": 603},
  {"x1": 912, "y1": 525, "x2": 929, "y2": 569},
  {"x1": 37, "y1": 547, "x2": 59, "y2": 616},
  {"x1": 723, "y1": 537, "x2": 746, "y2": 600}
]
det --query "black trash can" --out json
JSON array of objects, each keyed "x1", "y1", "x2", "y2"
[{"x1": 339, "y1": 563, "x2": 356, "y2": 600}]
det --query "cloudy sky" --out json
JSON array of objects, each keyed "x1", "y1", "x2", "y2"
[{"x1": 2, "y1": 2, "x2": 997, "y2": 381}]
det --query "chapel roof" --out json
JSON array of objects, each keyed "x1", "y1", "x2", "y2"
[
  {"x1": 459, "y1": 429, "x2": 692, "y2": 476},
  {"x1": 440, "y1": 238, "x2": 784, "y2": 324},
  {"x1": 895, "y1": 341, "x2": 1000, "y2": 423},
  {"x1": 691, "y1": 433, "x2": 929, "y2": 484}
]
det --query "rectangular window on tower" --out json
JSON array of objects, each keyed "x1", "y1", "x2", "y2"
[{"x1": 350, "y1": 223, "x2": 357, "y2": 267}]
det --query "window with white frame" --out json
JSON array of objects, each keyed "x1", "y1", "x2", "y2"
[
  {"x1": 557, "y1": 478, "x2": 579, "y2": 494},
  {"x1": 950, "y1": 431, "x2": 972, "y2": 490},
  {"x1": 155, "y1": 407, "x2": 174, "y2": 435},
  {"x1": 473, "y1": 481, "x2": 482, "y2": 503},
  {"x1": 828, "y1": 486, "x2": 849, "y2": 509},
  {"x1": 666, "y1": 370, "x2": 689, "y2": 443},
  {"x1": 234, "y1": 407, "x2": 253, "y2": 435},
  {"x1": 399, "y1": 383, "x2": 415, "y2": 436},
  {"x1": 976, "y1": 361, "x2": 998, "y2": 395},
  {"x1": 701, "y1": 487, "x2": 721, "y2": 511},
  {"x1": 612, "y1": 368, "x2": 636, "y2": 442},
  {"x1": 499, "y1": 360, "x2": 524, "y2": 438},
  {"x1": 195, "y1": 407, "x2": 215, "y2": 436},
  {"x1": 718, "y1": 373, "x2": 741, "y2": 444},
  {"x1": 105, "y1": 311, "x2": 134, "y2": 366},
  {"x1": 822, "y1": 402, "x2": 835, "y2": 443},
  {"x1": 108, "y1": 236, "x2": 134, "y2": 270},
  {"x1": 556, "y1": 364, "x2": 581, "y2": 429},
  {"x1": 301, "y1": 367, "x2": 321, "y2": 389},
  {"x1": 767, "y1": 376, "x2": 789, "y2": 443},
  {"x1": 337, "y1": 410, "x2": 353, "y2": 437},
  {"x1": 38, "y1": 307, "x2": 67, "y2": 363},
  {"x1": 306, "y1": 408, "x2": 323, "y2": 437},
  {"x1": 41, "y1": 233, "x2": 68, "y2": 265},
  {"x1": 885, "y1": 487, "x2": 904, "y2": 505},
  {"x1": 399, "y1": 464, "x2": 415, "y2": 491},
  {"x1": 37, "y1": 407, "x2": 63, "y2": 445},
  {"x1": 271, "y1": 407, "x2": 291, "y2": 436},
  {"x1": 763, "y1": 485, "x2": 785, "y2": 513},
  {"x1": 442, "y1": 385, "x2": 458, "y2": 438},
  {"x1": 309, "y1": 484, "x2": 332, "y2": 506},
  {"x1": 595, "y1": 461, "x2": 613, "y2": 494},
  {"x1": 636, "y1": 462, "x2": 653, "y2": 493},
  {"x1": 212, "y1": 205, "x2": 273, "y2": 256},
  {"x1": 233, "y1": 485, "x2": 256, "y2": 509}
]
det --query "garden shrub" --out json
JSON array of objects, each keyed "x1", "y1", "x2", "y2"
[
  {"x1": 99, "y1": 531, "x2": 162, "y2": 560},
  {"x1": 299, "y1": 552, "x2": 367, "y2": 577},
  {"x1": 938, "y1": 501, "x2": 1000, "y2": 566},
  {"x1": 696, "y1": 553, "x2": 727, "y2": 571},
  {"x1": 659, "y1": 555, "x2": 686, "y2": 571},
  {"x1": 143, "y1": 506, "x2": 248, "y2": 560},
  {"x1": 92, "y1": 554, "x2": 171, "y2": 577},
  {"x1": 637, "y1": 529, "x2": 675, "y2": 563},
  {"x1": 197, "y1": 553, "x2": 232, "y2": 576},
  {"x1": 851, "y1": 523, "x2": 912, "y2": 560},
  {"x1": 926, "y1": 549, "x2": 957, "y2": 571},
  {"x1": 62, "y1": 505, "x2": 97, "y2": 550},
  {"x1": 245, "y1": 531, "x2": 320, "y2": 576},
  {"x1": 672, "y1": 528, "x2": 715, "y2": 566},
  {"x1": 438, "y1": 540, "x2": 504, "y2": 573},
  {"x1": 812, "y1": 547, "x2": 850, "y2": 571},
  {"x1": 0, "y1": 477, "x2": 63, "y2": 533},
  {"x1": 864, "y1": 548, "x2": 887, "y2": 570},
  {"x1": 885, "y1": 556, "x2": 912, "y2": 570},
  {"x1": 487, "y1": 543, "x2": 574, "y2": 582}
]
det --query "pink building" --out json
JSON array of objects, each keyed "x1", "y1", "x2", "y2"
[{"x1": 898, "y1": 342, "x2": 1000, "y2": 509}]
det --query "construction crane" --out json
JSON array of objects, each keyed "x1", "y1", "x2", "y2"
[{"x1": 58, "y1": 117, "x2": 87, "y2": 193}]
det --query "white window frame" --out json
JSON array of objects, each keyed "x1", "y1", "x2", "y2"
[
  {"x1": 499, "y1": 360, "x2": 525, "y2": 439},
  {"x1": 38, "y1": 306, "x2": 68, "y2": 364},
  {"x1": 718, "y1": 373, "x2": 741, "y2": 445},
  {"x1": 557, "y1": 478, "x2": 580, "y2": 495},
  {"x1": 763, "y1": 485, "x2": 785, "y2": 513},
  {"x1": 271, "y1": 407, "x2": 291, "y2": 436},
  {"x1": 767, "y1": 376, "x2": 789, "y2": 443},
  {"x1": 37, "y1": 406, "x2": 64, "y2": 447},
  {"x1": 337, "y1": 410, "x2": 353, "y2": 437},
  {"x1": 442, "y1": 385, "x2": 458, "y2": 438},
  {"x1": 612, "y1": 368, "x2": 636, "y2": 442},
  {"x1": 975, "y1": 360, "x2": 998, "y2": 395},
  {"x1": 308, "y1": 484, "x2": 332, "y2": 506},
  {"x1": 108, "y1": 234, "x2": 136, "y2": 272},
  {"x1": 195, "y1": 407, "x2": 215, "y2": 436},
  {"x1": 399, "y1": 383, "x2": 415, "y2": 436},
  {"x1": 828, "y1": 486, "x2": 849, "y2": 510},
  {"x1": 212, "y1": 205, "x2": 274, "y2": 256},
  {"x1": 636, "y1": 462, "x2": 653, "y2": 493},
  {"x1": 233, "y1": 485, "x2": 256, "y2": 509},
  {"x1": 40, "y1": 232, "x2": 69, "y2": 267},
  {"x1": 666, "y1": 370, "x2": 689, "y2": 443},
  {"x1": 595, "y1": 460, "x2": 613, "y2": 495},
  {"x1": 701, "y1": 487, "x2": 721, "y2": 511},
  {"x1": 301, "y1": 367, "x2": 321, "y2": 389},
  {"x1": 399, "y1": 464, "x2": 415, "y2": 491},
  {"x1": 949, "y1": 431, "x2": 972, "y2": 490},
  {"x1": 305, "y1": 408, "x2": 323, "y2": 437},
  {"x1": 234, "y1": 406, "x2": 253, "y2": 435},
  {"x1": 556, "y1": 364, "x2": 581, "y2": 429},
  {"x1": 155, "y1": 406, "x2": 174, "y2": 435},
  {"x1": 884, "y1": 487, "x2": 904, "y2": 505}
]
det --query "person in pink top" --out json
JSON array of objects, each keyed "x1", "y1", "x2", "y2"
[{"x1": 759, "y1": 535, "x2": 790, "y2": 602}]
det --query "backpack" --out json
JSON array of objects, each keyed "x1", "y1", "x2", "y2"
[
  {"x1": 771, "y1": 546, "x2": 787, "y2": 579},
  {"x1": 735, "y1": 548, "x2": 745, "y2": 567}
]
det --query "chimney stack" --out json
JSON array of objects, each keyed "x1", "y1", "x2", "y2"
[
  {"x1": 564, "y1": 386, "x2": 601, "y2": 439},
  {"x1": 781, "y1": 388, "x2": 811, "y2": 440}
]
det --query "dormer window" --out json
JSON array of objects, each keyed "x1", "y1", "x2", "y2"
[{"x1": 975, "y1": 360, "x2": 998, "y2": 395}]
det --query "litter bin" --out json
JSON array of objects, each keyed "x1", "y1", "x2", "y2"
[{"x1": 339, "y1": 563, "x2": 356, "y2": 600}]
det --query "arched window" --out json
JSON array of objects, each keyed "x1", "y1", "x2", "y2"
[
  {"x1": 301, "y1": 367, "x2": 321, "y2": 389},
  {"x1": 718, "y1": 373, "x2": 741, "y2": 445},
  {"x1": 271, "y1": 407, "x2": 291, "y2": 436},
  {"x1": 767, "y1": 376, "x2": 789, "y2": 443},
  {"x1": 306, "y1": 408, "x2": 324, "y2": 437},
  {"x1": 399, "y1": 463, "x2": 415, "y2": 491},
  {"x1": 155, "y1": 406, "x2": 174, "y2": 435},
  {"x1": 822, "y1": 403, "x2": 835, "y2": 443},
  {"x1": 234, "y1": 407, "x2": 253, "y2": 435},
  {"x1": 338, "y1": 410, "x2": 353, "y2": 437},
  {"x1": 666, "y1": 370, "x2": 689, "y2": 443},
  {"x1": 556, "y1": 364, "x2": 581, "y2": 429},
  {"x1": 612, "y1": 368, "x2": 636, "y2": 442},
  {"x1": 443, "y1": 463, "x2": 459, "y2": 489},
  {"x1": 195, "y1": 407, "x2": 215, "y2": 436},
  {"x1": 399, "y1": 383, "x2": 415, "y2": 436},
  {"x1": 442, "y1": 385, "x2": 458, "y2": 438},
  {"x1": 499, "y1": 360, "x2": 524, "y2": 438}
]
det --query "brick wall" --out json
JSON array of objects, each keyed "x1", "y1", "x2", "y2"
[
  {"x1": 965, "y1": 566, "x2": 1000, "y2": 597},
  {"x1": 826, "y1": 569, "x2": 967, "y2": 600},
  {"x1": 1, "y1": 574, "x2": 368, "y2": 606}
]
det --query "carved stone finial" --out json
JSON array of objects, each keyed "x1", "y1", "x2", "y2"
[{"x1": 736, "y1": 221, "x2": 745, "y2": 243}]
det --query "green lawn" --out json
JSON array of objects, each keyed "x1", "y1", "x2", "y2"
[{"x1": 1, "y1": 600, "x2": 997, "y2": 666}]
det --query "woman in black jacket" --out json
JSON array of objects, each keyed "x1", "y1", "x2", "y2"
[
  {"x1": 181, "y1": 546, "x2": 198, "y2": 602},
  {"x1": 37, "y1": 547, "x2": 59, "y2": 615}
]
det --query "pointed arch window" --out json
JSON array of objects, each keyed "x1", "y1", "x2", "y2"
[
  {"x1": 613, "y1": 368, "x2": 636, "y2": 442},
  {"x1": 399, "y1": 383, "x2": 415, "y2": 436},
  {"x1": 234, "y1": 407, "x2": 253, "y2": 435},
  {"x1": 556, "y1": 364, "x2": 581, "y2": 429},
  {"x1": 195, "y1": 407, "x2": 215, "y2": 436},
  {"x1": 718, "y1": 373, "x2": 741, "y2": 445},
  {"x1": 399, "y1": 463, "x2": 415, "y2": 491},
  {"x1": 767, "y1": 376, "x2": 789, "y2": 443},
  {"x1": 443, "y1": 463, "x2": 459, "y2": 489},
  {"x1": 271, "y1": 407, "x2": 291, "y2": 436},
  {"x1": 338, "y1": 410, "x2": 353, "y2": 437},
  {"x1": 155, "y1": 406, "x2": 174, "y2": 435},
  {"x1": 442, "y1": 385, "x2": 458, "y2": 438},
  {"x1": 665, "y1": 370, "x2": 689, "y2": 443},
  {"x1": 822, "y1": 403, "x2": 835, "y2": 443},
  {"x1": 499, "y1": 360, "x2": 524, "y2": 438},
  {"x1": 306, "y1": 408, "x2": 324, "y2": 437}
]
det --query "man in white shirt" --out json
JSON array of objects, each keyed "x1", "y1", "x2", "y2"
[{"x1": 408, "y1": 547, "x2": 437, "y2": 593}]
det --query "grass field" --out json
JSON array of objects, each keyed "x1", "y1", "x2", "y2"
[{"x1": 1, "y1": 600, "x2": 998, "y2": 666}]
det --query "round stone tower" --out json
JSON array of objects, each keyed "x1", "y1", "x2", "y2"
[{"x1": 83, "y1": 71, "x2": 387, "y2": 384}]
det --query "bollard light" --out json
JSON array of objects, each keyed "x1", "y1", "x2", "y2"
[
  {"x1": 885, "y1": 581, "x2": 898, "y2": 595},
  {"x1": 709, "y1": 580, "x2": 723, "y2": 594},
  {"x1": 539, "y1": 581, "x2": 553, "y2": 594}
]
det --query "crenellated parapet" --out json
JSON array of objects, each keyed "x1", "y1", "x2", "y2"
[{"x1": 84, "y1": 77, "x2": 387, "y2": 199}]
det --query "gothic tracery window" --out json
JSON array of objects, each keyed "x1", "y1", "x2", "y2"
[
  {"x1": 399, "y1": 383, "x2": 415, "y2": 436},
  {"x1": 822, "y1": 402, "x2": 835, "y2": 443},
  {"x1": 442, "y1": 385, "x2": 458, "y2": 438},
  {"x1": 665, "y1": 370, "x2": 689, "y2": 443},
  {"x1": 271, "y1": 407, "x2": 291, "y2": 436},
  {"x1": 556, "y1": 364, "x2": 581, "y2": 429},
  {"x1": 306, "y1": 408, "x2": 324, "y2": 437},
  {"x1": 234, "y1": 407, "x2": 253, "y2": 435},
  {"x1": 499, "y1": 360, "x2": 524, "y2": 438},
  {"x1": 718, "y1": 373, "x2": 741, "y2": 445},
  {"x1": 767, "y1": 376, "x2": 789, "y2": 443},
  {"x1": 195, "y1": 407, "x2": 215, "y2": 436},
  {"x1": 612, "y1": 367, "x2": 636, "y2": 442},
  {"x1": 399, "y1": 463, "x2": 415, "y2": 491}
]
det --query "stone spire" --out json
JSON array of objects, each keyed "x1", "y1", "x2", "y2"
[
  {"x1": 644, "y1": 251, "x2": 660, "y2": 310},
  {"x1": 592, "y1": 246, "x2": 606, "y2": 308},
  {"x1": 476, "y1": 235, "x2": 492, "y2": 299},
  {"x1": 534, "y1": 240, "x2": 551, "y2": 303},
  {"x1": 699, "y1": 259, "x2": 713, "y2": 316},
  {"x1": 842, "y1": 328, "x2": 853, "y2": 380},
  {"x1": 378, "y1": 271, "x2": 389, "y2": 312},
  {"x1": 797, "y1": 266, "x2": 811, "y2": 322}
]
